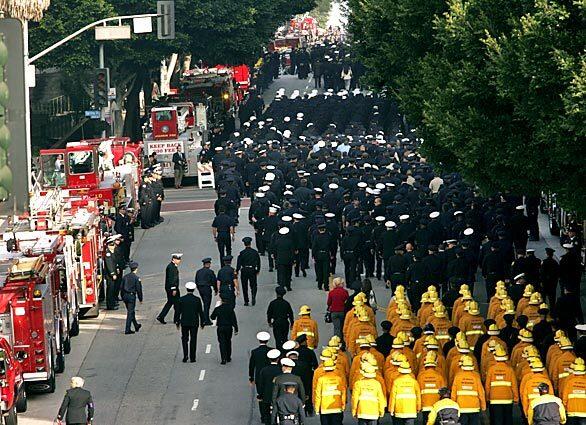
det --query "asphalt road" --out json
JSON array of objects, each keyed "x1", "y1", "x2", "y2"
[{"x1": 21, "y1": 75, "x2": 583, "y2": 425}]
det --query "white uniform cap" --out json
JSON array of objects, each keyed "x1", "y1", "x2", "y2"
[
  {"x1": 281, "y1": 216, "x2": 293, "y2": 222},
  {"x1": 329, "y1": 183, "x2": 339, "y2": 190},
  {"x1": 269, "y1": 207, "x2": 277, "y2": 213},
  {"x1": 172, "y1": 253, "x2": 184, "y2": 259},
  {"x1": 279, "y1": 227, "x2": 290, "y2": 235},
  {"x1": 463, "y1": 228, "x2": 474, "y2": 236},
  {"x1": 563, "y1": 243, "x2": 574, "y2": 249},
  {"x1": 297, "y1": 112, "x2": 304, "y2": 118},
  {"x1": 325, "y1": 213, "x2": 336, "y2": 218},
  {"x1": 375, "y1": 183, "x2": 385, "y2": 190},
  {"x1": 255, "y1": 192, "x2": 265, "y2": 198},
  {"x1": 233, "y1": 132, "x2": 240, "y2": 138},
  {"x1": 318, "y1": 163, "x2": 327, "y2": 170},
  {"x1": 282, "y1": 340, "x2": 297, "y2": 350},
  {"x1": 372, "y1": 189, "x2": 381, "y2": 195},
  {"x1": 259, "y1": 185, "x2": 270, "y2": 192},
  {"x1": 284, "y1": 116, "x2": 291, "y2": 122},
  {"x1": 283, "y1": 190, "x2": 293, "y2": 196},
  {"x1": 576, "y1": 324, "x2": 586, "y2": 332},
  {"x1": 317, "y1": 141, "x2": 326, "y2": 148},
  {"x1": 185, "y1": 281, "x2": 196, "y2": 290},
  {"x1": 331, "y1": 142, "x2": 338, "y2": 148},
  {"x1": 385, "y1": 182, "x2": 395, "y2": 187},
  {"x1": 399, "y1": 214, "x2": 410, "y2": 220},
  {"x1": 314, "y1": 188, "x2": 323, "y2": 193},
  {"x1": 366, "y1": 188, "x2": 374, "y2": 194},
  {"x1": 293, "y1": 213, "x2": 305, "y2": 220},
  {"x1": 364, "y1": 163, "x2": 371, "y2": 168},
  {"x1": 283, "y1": 130, "x2": 291, "y2": 138},
  {"x1": 265, "y1": 172, "x2": 275, "y2": 181},
  {"x1": 375, "y1": 216, "x2": 386, "y2": 222},
  {"x1": 214, "y1": 147, "x2": 223, "y2": 151},
  {"x1": 267, "y1": 349, "x2": 281, "y2": 359},
  {"x1": 453, "y1": 210, "x2": 463, "y2": 216},
  {"x1": 281, "y1": 358, "x2": 295, "y2": 367},
  {"x1": 286, "y1": 351, "x2": 299, "y2": 358},
  {"x1": 516, "y1": 205, "x2": 525, "y2": 210},
  {"x1": 257, "y1": 331, "x2": 271, "y2": 341},
  {"x1": 429, "y1": 211, "x2": 440, "y2": 219},
  {"x1": 514, "y1": 273, "x2": 525, "y2": 280},
  {"x1": 385, "y1": 221, "x2": 397, "y2": 228},
  {"x1": 357, "y1": 182, "x2": 368, "y2": 188}
]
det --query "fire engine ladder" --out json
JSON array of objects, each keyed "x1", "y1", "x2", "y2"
[{"x1": 29, "y1": 188, "x2": 64, "y2": 224}]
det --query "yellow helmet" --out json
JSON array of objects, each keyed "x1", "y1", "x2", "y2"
[
  {"x1": 399, "y1": 307, "x2": 412, "y2": 320},
  {"x1": 529, "y1": 358, "x2": 545, "y2": 371},
  {"x1": 357, "y1": 338, "x2": 370, "y2": 348},
  {"x1": 494, "y1": 344, "x2": 508, "y2": 360},
  {"x1": 459, "y1": 355, "x2": 475, "y2": 370},
  {"x1": 398, "y1": 361, "x2": 412, "y2": 374},
  {"x1": 519, "y1": 329, "x2": 533, "y2": 342},
  {"x1": 539, "y1": 302, "x2": 549, "y2": 311},
  {"x1": 434, "y1": 304, "x2": 447, "y2": 317},
  {"x1": 461, "y1": 290, "x2": 472, "y2": 301},
  {"x1": 424, "y1": 351, "x2": 438, "y2": 367},
  {"x1": 391, "y1": 352, "x2": 407, "y2": 366},
  {"x1": 365, "y1": 334, "x2": 376, "y2": 346},
  {"x1": 554, "y1": 330, "x2": 566, "y2": 342},
  {"x1": 488, "y1": 323, "x2": 500, "y2": 335},
  {"x1": 523, "y1": 284, "x2": 535, "y2": 298},
  {"x1": 320, "y1": 349, "x2": 333, "y2": 361},
  {"x1": 360, "y1": 364, "x2": 377, "y2": 378},
  {"x1": 529, "y1": 292, "x2": 543, "y2": 305},
  {"x1": 496, "y1": 280, "x2": 506, "y2": 289},
  {"x1": 323, "y1": 358, "x2": 336, "y2": 370},
  {"x1": 559, "y1": 337, "x2": 573, "y2": 350},
  {"x1": 352, "y1": 297, "x2": 364, "y2": 307},
  {"x1": 573, "y1": 358, "x2": 585, "y2": 374},
  {"x1": 421, "y1": 292, "x2": 430, "y2": 303},
  {"x1": 459, "y1": 284, "x2": 469, "y2": 295},
  {"x1": 392, "y1": 336, "x2": 404, "y2": 349},
  {"x1": 395, "y1": 285, "x2": 405, "y2": 294},
  {"x1": 424, "y1": 335, "x2": 439, "y2": 349},
  {"x1": 358, "y1": 314, "x2": 370, "y2": 322},
  {"x1": 467, "y1": 300, "x2": 480, "y2": 315},
  {"x1": 299, "y1": 305, "x2": 311, "y2": 315},
  {"x1": 495, "y1": 288, "x2": 508, "y2": 299}
]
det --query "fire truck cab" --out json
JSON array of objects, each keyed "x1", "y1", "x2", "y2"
[{"x1": 0, "y1": 337, "x2": 26, "y2": 425}]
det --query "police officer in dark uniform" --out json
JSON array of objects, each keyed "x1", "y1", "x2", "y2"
[
  {"x1": 341, "y1": 221, "x2": 362, "y2": 285},
  {"x1": 212, "y1": 206, "x2": 236, "y2": 262},
  {"x1": 258, "y1": 349, "x2": 283, "y2": 425},
  {"x1": 195, "y1": 257, "x2": 216, "y2": 325},
  {"x1": 386, "y1": 244, "x2": 409, "y2": 291},
  {"x1": 210, "y1": 294, "x2": 239, "y2": 364},
  {"x1": 249, "y1": 331, "x2": 272, "y2": 385},
  {"x1": 139, "y1": 174, "x2": 153, "y2": 229},
  {"x1": 272, "y1": 227, "x2": 296, "y2": 291},
  {"x1": 237, "y1": 237, "x2": 261, "y2": 306},
  {"x1": 311, "y1": 224, "x2": 332, "y2": 291},
  {"x1": 217, "y1": 255, "x2": 239, "y2": 309},
  {"x1": 103, "y1": 237, "x2": 119, "y2": 310},
  {"x1": 272, "y1": 383, "x2": 305, "y2": 425},
  {"x1": 151, "y1": 167, "x2": 165, "y2": 224},
  {"x1": 157, "y1": 253, "x2": 183, "y2": 324},
  {"x1": 174, "y1": 281, "x2": 205, "y2": 363},
  {"x1": 114, "y1": 206, "x2": 132, "y2": 262},
  {"x1": 121, "y1": 261, "x2": 143, "y2": 334},
  {"x1": 267, "y1": 287, "x2": 294, "y2": 348}
]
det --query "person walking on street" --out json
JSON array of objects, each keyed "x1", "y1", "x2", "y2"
[
  {"x1": 267, "y1": 287, "x2": 295, "y2": 348},
  {"x1": 327, "y1": 277, "x2": 349, "y2": 340},
  {"x1": 174, "y1": 281, "x2": 205, "y2": 363},
  {"x1": 541, "y1": 248, "x2": 560, "y2": 312},
  {"x1": 157, "y1": 253, "x2": 183, "y2": 324},
  {"x1": 211, "y1": 295, "x2": 239, "y2": 364},
  {"x1": 271, "y1": 383, "x2": 306, "y2": 425},
  {"x1": 195, "y1": 257, "x2": 216, "y2": 325},
  {"x1": 426, "y1": 387, "x2": 460, "y2": 425},
  {"x1": 104, "y1": 237, "x2": 120, "y2": 310},
  {"x1": 237, "y1": 236, "x2": 261, "y2": 306},
  {"x1": 217, "y1": 255, "x2": 239, "y2": 309},
  {"x1": 56, "y1": 377, "x2": 94, "y2": 425},
  {"x1": 527, "y1": 382, "x2": 567, "y2": 425},
  {"x1": 172, "y1": 144, "x2": 186, "y2": 189},
  {"x1": 258, "y1": 349, "x2": 283, "y2": 425},
  {"x1": 121, "y1": 261, "x2": 143, "y2": 335},
  {"x1": 212, "y1": 206, "x2": 236, "y2": 262}
]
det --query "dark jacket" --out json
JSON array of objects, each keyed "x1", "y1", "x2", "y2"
[
  {"x1": 58, "y1": 387, "x2": 94, "y2": 424},
  {"x1": 258, "y1": 363, "x2": 282, "y2": 401},
  {"x1": 165, "y1": 262, "x2": 180, "y2": 293},
  {"x1": 175, "y1": 293, "x2": 205, "y2": 327},
  {"x1": 250, "y1": 344, "x2": 272, "y2": 385}
]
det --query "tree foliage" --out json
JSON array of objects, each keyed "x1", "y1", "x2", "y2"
[{"x1": 348, "y1": 0, "x2": 586, "y2": 213}]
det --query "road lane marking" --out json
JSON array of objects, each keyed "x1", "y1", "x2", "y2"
[
  {"x1": 205, "y1": 344, "x2": 211, "y2": 354},
  {"x1": 199, "y1": 370, "x2": 206, "y2": 381},
  {"x1": 191, "y1": 399, "x2": 199, "y2": 411}
]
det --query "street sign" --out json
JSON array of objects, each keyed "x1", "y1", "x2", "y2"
[
  {"x1": 157, "y1": 1, "x2": 175, "y2": 40},
  {"x1": 133, "y1": 17, "x2": 153, "y2": 34},
  {"x1": 84, "y1": 110, "x2": 101, "y2": 119},
  {"x1": 95, "y1": 25, "x2": 131, "y2": 41}
]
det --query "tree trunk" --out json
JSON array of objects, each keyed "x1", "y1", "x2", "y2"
[{"x1": 122, "y1": 71, "x2": 146, "y2": 142}]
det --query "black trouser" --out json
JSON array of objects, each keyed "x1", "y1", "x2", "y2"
[
  {"x1": 120, "y1": 240, "x2": 131, "y2": 262},
  {"x1": 319, "y1": 413, "x2": 343, "y2": 425},
  {"x1": 543, "y1": 280, "x2": 558, "y2": 313},
  {"x1": 158, "y1": 290, "x2": 179, "y2": 321},
  {"x1": 489, "y1": 404, "x2": 513, "y2": 425},
  {"x1": 485, "y1": 275, "x2": 499, "y2": 300},
  {"x1": 106, "y1": 276, "x2": 117, "y2": 309},
  {"x1": 329, "y1": 247, "x2": 337, "y2": 273},
  {"x1": 460, "y1": 413, "x2": 480, "y2": 425},
  {"x1": 154, "y1": 199, "x2": 162, "y2": 222},
  {"x1": 255, "y1": 230, "x2": 265, "y2": 254},
  {"x1": 198, "y1": 286, "x2": 213, "y2": 323},
  {"x1": 240, "y1": 268, "x2": 257, "y2": 303},
  {"x1": 299, "y1": 247, "x2": 309, "y2": 271},
  {"x1": 357, "y1": 420, "x2": 378, "y2": 425},
  {"x1": 363, "y1": 249, "x2": 375, "y2": 277},
  {"x1": 277, "y1": 264, "x2": 292, "y2": 289},
  {"x1": 343, "y1": 255, "x2": 357, "y2": 286},
  {"x1": 315, "y1": 255, "x2": 330, "y2": 289},
  {"x1": 140, "y1": 203, "x2": 152, "y2": 228},
  {"x1": 314, "y1": 74, "x2": 322, "y2": 88},
  {"x1": 217, "y1": 325, "x2": 233, "y2": 362},
  {"x1": 217, "y1": 234, "x2": 231, "y2": 262},
  {"x1": 123, "y1": 295, "x2": 139, "y2": 332},
  {"x1": 375, "y1": 253, "x2": 383, "y2": 279},
  {"x1": 273, "y1": 320, "x2": 289, "y2": 348},
  {"x1": 259, "y1": 400, "x2": 271, "y2": 424},
  {"x1": 567, "y1": 418, "x2": 586, "y2": 425},
  {"x1": 393, "y1": 419, "x2": 415, "y2": 425},
  {"x1": 181, "y1": 325, "x2": 198, "y2": 361}
]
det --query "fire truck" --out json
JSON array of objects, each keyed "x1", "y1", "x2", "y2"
[
  {"x1": 37, "y1": 137, "x2": 143, "y2": 211},
  {"x1": 0, "y1": 337, "x2": 26, "y2": 425},
  {"x1": 0, "y1": 255, "x2": 62, "y2": 394}
]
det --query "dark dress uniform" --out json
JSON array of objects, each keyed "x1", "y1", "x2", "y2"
[
  {"x1": 271, "y1": 392, "x2": 305, "y2": 425},
  {"x1": 217, "y1": 264, "x2": 237, "y2": 309},
  {"x1": 272, "y1": 233, "x2": 296, "y2": 290},
  {"x1": 157, "y1": 262, "x2": 180, "y2": 322},
  {"x1": 139, "y1": 182, "x2": 153, "y2": 229},
  {"x1": 540, "y1": 255, "x2": 560, "y2": 311},
  {"x1": 121, "y1": 271, "x2": 143, "y2": 333},
  {"x1": 57, "y1": 387, "x2": 94, "y2": 425},
  {"x1": 386, "y1": 251, "x2": 409, "y2": 291},
  {"x1": 174, "y1": 292, "x2": 205, "y2": 362},
  {"x1": 103, "y1": 247, "x2": 119, "y2": 310},
  {"x1": 341, "y1": 226, "x2": 361, "y2": 285},
  {"x1": 272, "y1": 373, "x2": 306, "y2": 404},
  {"x1": 151, "y1": 178, "x2": 164, "y2": 224},
  {"x1": 262, "y1": 215, "x2": 280, "y2": 271},
  {"x1": 249, "y1": 345, "x2": 272, "y2": 383},
  {"x1": 258, "y1": 363, "x2": 282, "y2": 424},
  {"x1": 212, "y1": 213, "x2": 235, "y2": 262},
  {"x1": 267, "y1": 296, "x2": 295, "y2": 348},
  {"x1": 210, "y1": 302, "x2": 239, "y2": 363},
  {"x1": 237, "y1": 246, "x2": 261, "y2": 305},
  {"x1": 311, "y1": 230, "x2": 331, "y2": 290},
  {"x1": 114, "y1": 212, "x2": 132, "y2": 261},
  {"x1": 195, "y1": 265, "x2": 216, "y2": 325}
]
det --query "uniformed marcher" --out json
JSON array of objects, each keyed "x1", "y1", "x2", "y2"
[
  {"x1": 258, "y1": 349, "x2": 282, "y2": 425},
  {"x1": 104, "y1": 237, "x2": 120, "y2": 310},
  {"x1": 249, "y1": 332, "x2": 272, "y2": 384},
  {"x1": 121, "y1": 261, "x2": 143, "y2": 335},
  {"x1": 195, "y1": 257, "x2": 216, "y2": 325},
  {"x1": 212, "y1": 206, "x2": 236, "y2": 262},
  {"x1": 217, "y1": 255, "x2": 239, "y2": 309},
  {"x1": 271, "y1": 383, "x2": 305, "y2": 425},
  {"x1": 237, "y1": 236, "x2": 261, "y2": 305},
  {"x1": 272, "y1": 357, "x2": 306, "y2": 405},
  {"x1": 157, "y1": 253, "x2": 183, "y2": 324},
  {"x1": 139, "y1": 174, "x2": 154, "y2": 229},
  {"x1": 267, "y1": 287, "x2": 295, "y2": 348},
  {"x1": 211, "y1": 294, "x2": 239, "y2": 364},
  {"x1": 273, "y1": 226, "x2": 296, "y2": 291},
  {"x1": 57, "y1": 377, "x2": 94, "y2": 425},
  {"x1": 114, "y1": 205, "x2": 132, "y2": 262},
  {"x1": 174, "y1": 281, "x2": 205, "y2": 363},
  {"x1": 312, "y1": 224, "x2": 332, "y2": 291}
]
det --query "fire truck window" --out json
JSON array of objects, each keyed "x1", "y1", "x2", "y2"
[
  {"x1": 40, "y1": 154, "x2": 66, "y2": 187},
  {"x1": 156, "y1": 110, "x2": 172, "y2": 121},
  {"x1": 68, "y1": 151, "x2": 94, "y2": 174}
]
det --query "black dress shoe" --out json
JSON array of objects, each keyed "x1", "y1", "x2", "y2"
[
  {"x1": 268, "y1": 268, "x2": 274, "y2": 272},
  {"x1": 135, "y1": 324, "x2": 142, "y2": 332},
  {"x1": 227, "y1": 358, "x2": 231, "y2": 363},
  {"x1": 204, "y1": 321, "x2": 213, "y2": 326},
  {"x1": 190, "y1": 359, "x2": 196, "y2": 363},
  {"x1": 220, "y1": 360, "x2": 226, "y2": 365},
  {"x1": 106, "y1": 307, "x2": 119, "y2": 311},
  {"x1": 156, "y1": 317, "x2": 166, "y2": 324},
  {"x1": 244, "y1": 302, "x2": 249, "y2": 306},
  {"x1": 302, "y1": 270, "x2": 307, "y2": 277},
  {"x1": 252, "y1": 299, "x2": 256, "y2": 306},
  {"x1": 182, "y1": 357, "x2": 188, "y2": 363},
  {"x1": 125, "y1": 330, "x2": 135, "y2": 335}
]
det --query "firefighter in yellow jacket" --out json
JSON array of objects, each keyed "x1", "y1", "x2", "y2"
[
  {"x1": 451, "y1": 355, "x2": 486, "y2": 424},
  {"x1": 417, "y1": 351, "x2": 447, "y2": 424},
  {"x1": 388, "y1": 360, "x2": 421, "y2": 425},
  {"x1": 352, "y1": 363, "x2": 386, "y2": 424},
  {"x1": 552, "y1": 337, "x2": 577, "y2": 394},
  {"x1": 313, "y1": 358, "x2": 346, "y2": 424},
  {"x1": 520, "y1": 358, "x2": 554, "y2": 417},
  {"x1": 485, "y1": 344, "x2": 519, "y2": 425},
  {"x1": 291, "y1": 305, "x2": 319, "y2": 349},
  {"x1": 560, "y1": 357, "x2": 586, "y2": 424}
]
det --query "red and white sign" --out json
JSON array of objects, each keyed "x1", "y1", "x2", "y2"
[{"x1": 147, "y1": 141, "x2": 182, "y2": 155}]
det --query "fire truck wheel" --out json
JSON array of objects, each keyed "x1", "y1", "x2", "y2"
[
  {"x1": 3, "y1": 405, "x2": 17, "y2": 425},
  {"x1": 15, "y1": 386, "x2": 26, "y2": 413},
  {"x1": 69, "y1": 318, "x2": 80, "y2": 337},
  {"x1": 55, "y1": 352, "x2": 65, "y2": 374}
]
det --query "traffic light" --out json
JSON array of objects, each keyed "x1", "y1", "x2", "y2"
[
  {"x1": 157, "y1": 1, "x2": 175, "y2": 40},
  {"x1": 0, "y1": 33, "x2": 13, "y2": 202},
  {"x1": 93, "y1": 68, "x2": 110, "y2": 108}
]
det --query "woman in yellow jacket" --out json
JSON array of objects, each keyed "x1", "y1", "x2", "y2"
[
  {"x1": 313, "y1": 358, "x2": 347, "y2": 424},
  {"x1": 352, "y1": 364, "x2": 387, "y2": 424},
  {"x1": 389, "y1": 361, "x2": 421, "y2": 425}
]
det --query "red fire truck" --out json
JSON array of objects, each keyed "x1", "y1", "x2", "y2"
[
  {"x1": 38, "y1": 137, "x2": 143, "y2": 210},
  {"x1": 0, "y1": 256, "x2": 62, "y2": 393},
  {"x1": 0, "y1": 337, "x2": 26, "y2": 425}
]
